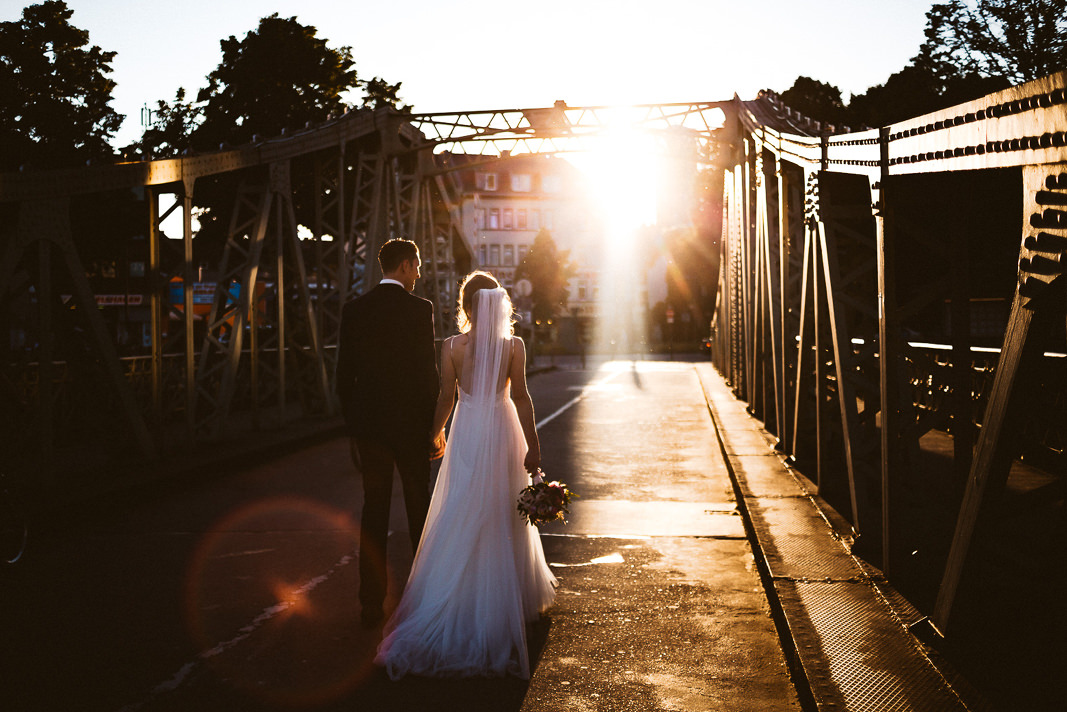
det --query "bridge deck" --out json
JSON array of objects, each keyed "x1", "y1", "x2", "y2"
[{"x1": 2, "y1": 359, "x2": 983, "y2": 711}]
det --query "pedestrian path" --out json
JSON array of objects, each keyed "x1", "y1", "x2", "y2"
[{"x1": 694, "y1": 363, "x2": 977, "y2": 712}]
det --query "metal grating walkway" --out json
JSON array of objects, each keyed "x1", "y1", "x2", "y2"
[{"x1": 696, "y1": 364, "x2": 974, "y2": 712}]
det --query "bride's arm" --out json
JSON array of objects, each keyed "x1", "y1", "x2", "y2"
[
  {"x1": 431, "y1": 337, "x2": 458, "y2": 437},
  {"x1": 509, "y1": 338, "x2": 541, "y2": 472}
]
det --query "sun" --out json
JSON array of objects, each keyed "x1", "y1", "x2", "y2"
[
  {"x1": 571, "y1": 128, "x2": 663, "y2": 355},
  {"x1": 574, "y1": 128, "x2": 660, "y2": 233}
]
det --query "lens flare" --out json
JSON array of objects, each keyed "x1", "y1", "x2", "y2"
[{"x1": 183, "y1": 496, "x2": 377, "y2": 706}]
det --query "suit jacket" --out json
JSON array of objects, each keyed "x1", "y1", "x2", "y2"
[{"x1": 336, "y1": 283, "x2": 439, "y2": 449}]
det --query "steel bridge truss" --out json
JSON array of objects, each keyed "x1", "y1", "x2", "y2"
[
  {"x1": 409, "y1": 101, "x2": 732, "y2": 160},
  {"x1": 2, "y1": 76, "x2": 1065, "y2": 645},
  {"x1": 0, "y1": 99, "x2": 733, "y2": 492},
  {"x1": 712, "y1": 70, "x2": 1067, "y2": 636},
  {"x1": 0, "y1": 108, "x2": 463, "y2": 484}
]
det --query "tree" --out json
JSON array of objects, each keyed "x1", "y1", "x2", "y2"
[
  {"x1": 0, "y1": 0, "x2": 122, "y2": 170},
  {"x1": 191, "y1": 13, "x2": 359, "y2": 152},
  {"x1": 779, "y1": 76, "x2": 854, "y2": 129},
  {"x1": 135, "y1": 14, "x2": 365, "y2": 262},
  {"x1": 515, "y1": 230, "x2": 575, "y2": 325},
  {"x1": 849, "y1": 59, "x2": 1007, "y2": 128},
  {"x1": 359, "y1": 76, "x2": 411, "y2": 112},
  {"x1": 916, "y1": 0, "x2": 1067, "y2": 86},
  {"x1": 135, "y1": 87, "x2": 201, "y2": 158}
]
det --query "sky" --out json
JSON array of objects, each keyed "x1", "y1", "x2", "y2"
[{"x1": 2, "y1": 0, "x2": 937, "y2": 148}]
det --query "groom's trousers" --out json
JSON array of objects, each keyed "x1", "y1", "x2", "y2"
[{"x1": 353, "y1": 437, "x2": 432, "y2": 615}]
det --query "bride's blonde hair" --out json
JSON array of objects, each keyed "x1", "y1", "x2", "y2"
[{"x1": 456, "y1": 271, "x2": 513, "y2": 334}]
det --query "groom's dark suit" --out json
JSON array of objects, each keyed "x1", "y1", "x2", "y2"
[{"x1": 336, "y1": 281, "x2": 438, "y2": 621}]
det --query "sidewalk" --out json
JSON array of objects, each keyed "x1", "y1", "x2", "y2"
[{"x1": 695, "y1": 363, "x2": 978, "y2": 712}]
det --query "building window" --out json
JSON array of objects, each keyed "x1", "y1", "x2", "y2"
[
  {"x1": 503, "y1": 209, "x2": 513, "y2": 229},
  {"x1": 518, "y1": 245, "x2": 528, "y2": 263},
  {"x1": 543, "y1": 210, "x2": 554, "y2": 230},
  {"x1": 578, "y1": 281, "x2": 587, "y2": 300},
  {"x1": 504, "y1": 245, "x2": 515, "y2": 266},
  {"x1": 476, "y1": 172, "x2": 497, "y2": 191},
  {"x1": 542, "y1": 175, "x2": 561, "y2": 192},
  {"x1": 517, "y1": 209, "x2": 527, "y2": 229},
  {"x1": 489, "y1": 244, "x2": 500, "y2": 265},
  {"x1": 489, "y1": 209, "x2": 500, "y2": 229},
  {"x1": 511, "y1": 173, "x2": 532, "y2": 192},
  {"x1": 479, "y1": 245, "x2": 487, "y2": 265},
  {"x1": 475, "y1": 208, "x2": 486, "y2": 229},
  {"x1": 529, "y1": 210, "x2": 539, "y2": 231}
]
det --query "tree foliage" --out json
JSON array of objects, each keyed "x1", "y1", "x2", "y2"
[
  {"x1": 137, "y1": 87, "x2": 200, "y2": 158},
  {"x1": 780, "y1": 76, "x2": 852, "y2": 129},
  {"x1": 515, "y1": 230, "x2": 576, "y2": 324},
  {"x1": 848, "y1": 59, "x2": 1007, "y2": 127},
  {"x1": 192, "y1": 13, "x2": 359, "y2": 152},
  {"x1": 780, "y1": 1, "x2": 1065, "y2": 129},
  {"x1": 0, "y1": 0, "x2": 122, "y2": 170},
  {"x1": 360, "y1": 76, "x2": 411, "y2": 113},
  {"x1": 917, "y1": 0, "x2": 1067, "y2": 86},
  {"x1": 136, "y1": 14, "x2": 412, "y2": 159}
]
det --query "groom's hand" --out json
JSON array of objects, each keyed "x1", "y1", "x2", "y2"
[{"x1": 430, "y1": 430, "x2": 446, "y2": 460}]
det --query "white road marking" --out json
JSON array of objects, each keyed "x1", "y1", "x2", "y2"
[
  {"x1": 537, "y1": 370, "x2": 623, "y2": 429},
  {"x1": 118, "y1": 554, "x2": 354, "y2": 711}
]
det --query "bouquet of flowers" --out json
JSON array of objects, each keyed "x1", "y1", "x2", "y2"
[{"x1": 517, "y1": 470, "x2": 576, "y2": 527}]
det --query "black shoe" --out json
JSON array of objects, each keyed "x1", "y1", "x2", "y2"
[{"x1": 361, "y1": 607, "x2": 384, "y2": 629}]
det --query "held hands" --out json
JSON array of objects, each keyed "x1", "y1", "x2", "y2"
[{"x1": 430, "y1": 430, "x2": 447, "y2": 460}]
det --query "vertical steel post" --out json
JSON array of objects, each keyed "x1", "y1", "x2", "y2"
[
  {"x1": 181, "y1": 179, "x2": 196, "y2": 438},
  {"x1": 147, "y1": 187, "x2": 163, "y2": 429},
  {"x1": 274, "y1": 192, "x2": 286, "y2": 415},
  {"x1": 873, "y1": 128, "x2": 897, "y2": 575},
  {"x1": 776, "y1": 159, "x2": 792, "y2": 454},
  {"x1": 36, "y1": 238, "x2": 54, "y2": 478}
]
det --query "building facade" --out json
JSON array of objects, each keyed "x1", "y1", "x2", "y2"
[{"x1": 446, "y1": 152, "x2": 602, "y2": 338}]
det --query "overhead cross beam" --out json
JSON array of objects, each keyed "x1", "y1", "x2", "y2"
[{"x1": 408, "y1": 101, "x2": 734, "y2": 159}]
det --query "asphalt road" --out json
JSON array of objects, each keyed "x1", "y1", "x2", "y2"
[{"x1": 1, "y1": 356, "x2": 799, "y2": 712}]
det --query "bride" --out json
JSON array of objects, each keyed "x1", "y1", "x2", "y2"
[{"x1": 375, "y1": 271, "x2": 558, "y2": 679}]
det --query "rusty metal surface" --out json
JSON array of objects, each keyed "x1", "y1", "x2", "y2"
[
  {"x1": 745, "y1": 496, "x2": 865, "y2": 582},
  {"x1": 777, "y1": 580, "x2": 966, "y2": 712}
]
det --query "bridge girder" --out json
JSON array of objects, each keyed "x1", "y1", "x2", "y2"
[{"x1": 713, "y1": 69, "x2": 1067, "y2": 639}]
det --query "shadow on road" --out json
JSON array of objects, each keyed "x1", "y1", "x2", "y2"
[{"x1": 323, "y1": 618, "x2": 552, "y2": 712}]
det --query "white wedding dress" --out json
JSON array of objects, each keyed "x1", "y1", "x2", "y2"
[{"x1": 375, "y1": 288, "x2": 557, "y2": 680}]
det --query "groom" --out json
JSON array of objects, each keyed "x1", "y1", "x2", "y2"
[{"x1": 337, "y1": 238, "x2": 440, "y2": 628}]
